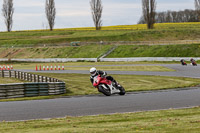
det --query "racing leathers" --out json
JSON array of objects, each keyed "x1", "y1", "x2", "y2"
[{"x1": 90, "y1": 70, "x2": 118, "y2": 87}]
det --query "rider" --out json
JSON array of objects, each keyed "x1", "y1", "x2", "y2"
[{"x1": 89, "y1": 67, "x2": 120, "y2": 87}]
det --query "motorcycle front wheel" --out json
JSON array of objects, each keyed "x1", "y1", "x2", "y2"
[
  {"x1": 98, "y1": 85, "x2": 111, "y2": 96},
  {"x1": 118, "y1": 86, "x2": 126, "y2": 95}
]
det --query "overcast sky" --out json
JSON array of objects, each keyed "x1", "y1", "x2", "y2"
[{"x1": 0, "y1": 0, "x2": 195, "y2": 31}]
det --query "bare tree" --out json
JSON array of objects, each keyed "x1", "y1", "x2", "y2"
[
  {"x1": 138, "y1": 9, "x2": 199, "y2": 24},
  {"x1": 2, "y1": 0, "x2": 14, "y2": 32},
  {"x1": 195, "y1": 0, "x2": 200, "y2": 21},
  {"x1": 142, "y1": 0, "x2": 156, "y2": 29},
  {"x1": 90, "y1": 0, "x2": 103, "y2": 30},
  {"x1": 45, "y1": 0, "x2": 56, "y2": 31}
]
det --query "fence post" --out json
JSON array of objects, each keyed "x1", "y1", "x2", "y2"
[
  {"x1": 41, "y1": 76, "x2": 44, "y2": 82},
  {"x1": 30, "y1": 74, "x2": 32, "y2": 82},
  {"x1": 2, "y1": 70, "x2": 4, "y2": 77},
  {"x1": 17, "y1": 71, "x2": 20, "y2": 79},
  {"x1": 37, "y1": 75, "x2": 40, "y2": 82},
  {"x1": 9, "y1": 71, "x2": 11, "y2": 77},
  {"x1": 27, "y1": 73, "x2": 29, "y2": 81},
  {"x1": 21, "y1": 72, "x2": 23, "y2": 80},
  {"x1": 34, "y1": 75, "x2": 36, "y2": 82},
  {"x1": 14, "y1": 71, "x2": 16, "y2": 78}
]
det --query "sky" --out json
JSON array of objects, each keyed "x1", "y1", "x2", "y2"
[{"x1": 0, "y1": 0, "x2": 196, "y2": 31}]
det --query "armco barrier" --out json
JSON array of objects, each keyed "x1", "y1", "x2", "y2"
[
  {"x1": 0, "y1": 70, "x2": 66, "y2": 99},
  {"x1": 99, "y1": 57, "x2": 200, "y2": 62},
  {"x1": 0, "y1": 58, "x2": 98, "y2": 62}
]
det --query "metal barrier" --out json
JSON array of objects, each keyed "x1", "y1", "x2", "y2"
[{"x1": 0, "y1": 70, "x2": 66, "y2": 99}]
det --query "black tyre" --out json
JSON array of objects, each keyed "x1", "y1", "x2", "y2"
[
  {"x1": 118, "y1": 86, "x2": 126, "y2": 95},
  {"x1": 98, "y1": 85, "x2": 111, "y2": 96}
]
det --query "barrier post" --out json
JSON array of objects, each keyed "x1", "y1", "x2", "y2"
[
  {"x1": 58, "y1": 65, "x2": 60, "y2": 70},
  {"x1": 36, "y1": 65, "x2": 38, "y2": 71},
  {"x1": 51, "y1": 65, "x2": 53, "y2": 71},
  {"x1": 62, "y1": 64, "x2": 65, "y2": 70},
  {"x1": 54, "y1": 65, "x2": 57, "y2": 70},
  {"x1": 43, "y1": 65, "x2": 46, "y2": 71},
  {"x1": 7, "y1": 65, "x2": 10, "y2": 70},
  {"x1": 39, "y1": 65, "x2": 42, "y2": 71}
]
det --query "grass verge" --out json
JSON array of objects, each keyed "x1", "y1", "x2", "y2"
[
  {"x1": 0, "y1": 44, "x2": 112, "y2": 58},
  {"x1": 0, "y1": 107, "x2": 199, "y2": 133},
  {"x1": 0, "y1": 77, "x2": 27, "y2": 84},
  {"x1": 1, "y1": 62, "x2": 177, "y2": 71},
  {"x1": 107, "y1": 44, "x2": 200, "y2": 58},
  {"x1": 1, "y1": 22, "x2": 200, "y2": 46},
  {"x1": 1, "y1": 73, "x2": 200, "y2": 102}
]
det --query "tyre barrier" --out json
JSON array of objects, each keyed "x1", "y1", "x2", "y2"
[{"x1": 0, "y1": 70, "x2": 66, "y2": 99}]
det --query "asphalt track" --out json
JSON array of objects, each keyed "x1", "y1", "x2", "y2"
[
  {"x1": 0, "y1": 64, "x2": 200, "y2": 121},
  {"x1": 18, "y1": 64, "x2": 200, "y2": 78}
]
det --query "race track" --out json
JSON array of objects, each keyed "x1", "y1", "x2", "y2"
[{"x1": 0, "y1": 64, "x2": 200, "y2": 121}]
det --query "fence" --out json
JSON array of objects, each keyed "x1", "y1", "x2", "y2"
[{"x1": 0, "y1": 70, "x2": 66, "y2": 99}]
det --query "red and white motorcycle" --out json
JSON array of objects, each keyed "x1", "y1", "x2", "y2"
[{"x1": 93, "y1": 75, "x2": 126, "y2": 96}]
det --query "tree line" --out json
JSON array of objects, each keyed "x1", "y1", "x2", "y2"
[
  {"x1": 1, "y1": 0, "x2": 200, "y2": 32},
  {"x1": 141, "y1": 0, "x2": 200, "y2": 29},
  {"x1": 1, "y1": 0, "x2": 102, "y2": 32},
  {"x1": 138, "y1": 9, "x2": 199, "y2": 24}
]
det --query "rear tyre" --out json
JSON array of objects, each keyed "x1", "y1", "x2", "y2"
[
  {"x1": 98, "y1": 85, "x2": 111, "y2": 96},
  {"x1": 118, "y1": 86, "x2": 126, "y2": 95}
]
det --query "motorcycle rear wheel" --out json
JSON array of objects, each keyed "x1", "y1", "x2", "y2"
[{"x1": 98, "y1": 85, "x2": 111, "y2": 96}]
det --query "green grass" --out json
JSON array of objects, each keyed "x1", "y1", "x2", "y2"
[
  {"x1": 41, "y1": 73, "x2": 200, "y2": 95},
  {"x1": 1, "y1": 62, "x2": 177, "y2": 70},
  {"x1": 0, "y1": 77, "x2": 26, "y2": 84},
  {"x1": 107, "y1": 44, "x2": 200, "y2": 57},
  {"x1": 1, "y1": 73, "x2": 200, "y2": 102},
  {"x1": 53, "y1": 66, "x2": 174, "y2": 72},
  {"x1": 0, "y1": 44, "x2": 112, "y2": 58},
  {"x1": 1, "y1": 43, "x2": 200, "y2": 59},
  {"x1": 0, "y1": 107, "x2": 199, "y2": 133},
  {"x1": 7, "y1": 62, "x2": 174, "y2": 71},
  {"x1": 1, "y1": 22, "x2": 200, "y2": 46}
]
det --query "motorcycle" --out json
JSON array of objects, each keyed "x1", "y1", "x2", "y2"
[
  {"x1": 180, "y1": 59, "x2": 187, "y2": 66},
  {"x1": 190, "y1": 59, "x2": 197, "y2": 66},
  {"x1": 93, "y1": 75, "x2": 126, "y2": 96}
]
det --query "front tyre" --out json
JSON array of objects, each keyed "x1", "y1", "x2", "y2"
[
  {"x1": 118, "y1": 86, "x2": 126, "y2": 95},
  {"x1": 98, "y1": 85, "x2": 111, "y2": 96}
]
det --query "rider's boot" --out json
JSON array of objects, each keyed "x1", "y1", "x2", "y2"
[{"x1": 113, "y1": 80, "x2": 121, "y2": 88}]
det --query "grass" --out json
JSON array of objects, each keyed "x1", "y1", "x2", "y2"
[
  {"x1": 0, "y1": 77, "x2": 26, "y2": 84},
  {"x1": 40, "y1": 73, "x2": 200, "y2": 95},
  {"x1": 107, "y1": 44, "x2": 200, "y2": 57},
  {"x1": 6, "y1": 62, "x2": 174, "y2": 71},
  {"x1": 1, "y1": 73, "x2": 200, "y2": 102},
  {"x1": 52, "y1": 66, "x2": 174, "y2": 72},
  {"x1": 1, "y1": 43, "x2": 200, "y2": 59},
  {"x1": 0, "y1": 107, "x2": 199, "y2": 133},
  {"x1": 0, "y1": 44, "x2": 113, "y2": 58},
  {"x1": 1, "y1": 22, "x2": 200, "y2": 46},
  {"x1": 0, "y1": 62, "x2": 177, "y2": 70}
]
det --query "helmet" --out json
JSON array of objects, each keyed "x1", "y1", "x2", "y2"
[{"x1": 90, "y1": 67, "x2": 97, "y2": 76}]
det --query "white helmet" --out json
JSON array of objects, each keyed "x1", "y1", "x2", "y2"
[{"x1": 90, "y1": 67, "x2": 97, "y2": 76}]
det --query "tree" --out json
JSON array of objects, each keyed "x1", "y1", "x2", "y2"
[
  {"x1": 195, "y1": 0, "x2": 200, "y2": 21},
  {"x1": 142, "y1": 0, "x2": 156, "y2": 29},
  {"x1": 90, "y1": 0, "x2": 103, "y2": 30},
  {"x1": 45, "y1": 0, "x2": 56, "y2": 31},
  {"x1": 138, "y1": 9, "x2": 199, "y2": 24},
  {"x1": 2, "y1": 0, "x2": 14, "y2": 32}
]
